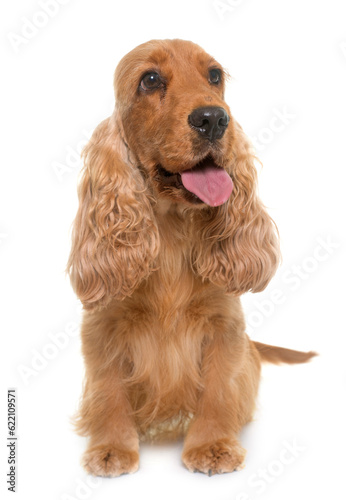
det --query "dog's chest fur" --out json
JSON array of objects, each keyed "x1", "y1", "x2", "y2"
[
  {"x1": 82, "y1": 204, "x2": 242, "y2": 434},
  {"x1": 116, "y1": 207, "x2": 239, "y2": 426}
]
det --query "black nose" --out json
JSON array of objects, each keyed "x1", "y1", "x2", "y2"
[{"x1": 188, "y1": 106, "x2": 230, "y2": 141}]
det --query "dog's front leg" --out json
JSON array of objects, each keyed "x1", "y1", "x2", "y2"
[
  {"x1": 77, "y1": 369, "x2": 139, "y2": 477},
  {"x1": 182, "y1": 330, "x2": 259, "y2": 475}
]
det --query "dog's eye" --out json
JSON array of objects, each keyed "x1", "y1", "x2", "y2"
[
  {"x1": 140, "y1": 72, "x2": 162, "y2": 91},
  {"x1": 208, "y1": 68, "x2": 221, "y2": 85}
]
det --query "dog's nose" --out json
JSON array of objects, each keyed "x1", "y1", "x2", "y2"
[{"x1": 188, "y1": 106, "x2": 229, "y2": 141}]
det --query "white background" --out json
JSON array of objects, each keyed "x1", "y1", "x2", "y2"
[{"x1": 1, "y1": 0, "x2": 346, "y2": 499}]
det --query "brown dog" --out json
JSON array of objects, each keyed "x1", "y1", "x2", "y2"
[{"x1": 68, "y1": 39, "x2": 315, "y2": 476}]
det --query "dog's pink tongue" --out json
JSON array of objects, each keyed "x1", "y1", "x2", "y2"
[{"x1": 181, "y1": 163, "x2": 233, "y2": 207}]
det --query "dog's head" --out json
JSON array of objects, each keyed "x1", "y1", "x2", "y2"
[{"x1": 68, "y1": 39, "x2": 280, "y2": 310}]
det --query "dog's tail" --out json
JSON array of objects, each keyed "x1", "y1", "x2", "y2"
[{"x1": 253, "y1": 341, "x2": 318, "y2": 365}]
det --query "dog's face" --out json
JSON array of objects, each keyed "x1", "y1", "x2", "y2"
[{"x1": 113, "y1": 39, "x2": 235, "y2": 207}]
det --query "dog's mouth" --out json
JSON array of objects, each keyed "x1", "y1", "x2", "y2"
[{"x1": 156, "y1": 156, "x2": 233, "y2": 207}]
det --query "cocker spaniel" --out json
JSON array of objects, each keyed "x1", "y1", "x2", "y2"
[{"x1": 68, "y1": 39, "x2": 315, "y2": 476}]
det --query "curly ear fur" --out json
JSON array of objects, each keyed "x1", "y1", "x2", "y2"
[
  {"x1": 191, "y1": 122, "x2": 280, "y2": 294},
  {"x1": 67, "y1": 115, "x2": 160, "y2": 310}
]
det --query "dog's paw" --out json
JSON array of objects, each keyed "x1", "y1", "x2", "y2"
[
  {"x1": 182, "y1": 440, "x2": 246, "y2": 475},
  {"x1": 82, "y1": 445, "x2": 139, "y2": 477}
]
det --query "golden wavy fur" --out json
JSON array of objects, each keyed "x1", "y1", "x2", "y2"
[{"x1": 68, "y1": 39, "x2": 315, "y2": 476}]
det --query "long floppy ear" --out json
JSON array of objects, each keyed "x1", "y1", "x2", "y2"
[
  {"x1": 67, "y1": 115, "x2": 160, "y2": 310},
  {"x1": 191, "y1": 122, "x2": 280, "y2": 294}
]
